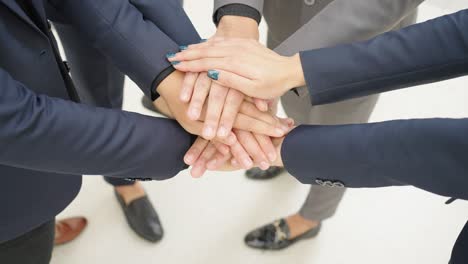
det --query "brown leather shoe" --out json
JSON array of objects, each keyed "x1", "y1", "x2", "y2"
[{"x1": 54, "y1": 217, "x2": 88, "y2": 245}]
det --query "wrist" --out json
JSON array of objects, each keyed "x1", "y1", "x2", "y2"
[
  {"x1": 284, "y1": 53, "x2": 306, "y2": 91},
  {"x1": 217, "y1": 16, "x2": 259, "y2": 40},
  {"x1": 155, "y1": 70, "x2": 185, "y2": 98}
]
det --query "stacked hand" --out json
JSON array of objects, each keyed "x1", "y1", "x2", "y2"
[{"x1": 156, "y1": 16, "x2": 306, "y2": 177}]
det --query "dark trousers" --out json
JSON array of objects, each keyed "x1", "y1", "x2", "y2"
[
  {"x1": 0, "y1": 219, "x2": 55, "y2": 264},
  {"x1": 54, "y1": 23, "x2": 133, "y2": 187}
]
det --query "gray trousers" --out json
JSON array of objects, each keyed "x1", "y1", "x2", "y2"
[{"x1": 263, "y1": 0, "x2": 417, "y2": 221}]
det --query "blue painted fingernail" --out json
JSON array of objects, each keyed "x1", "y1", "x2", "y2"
[
  {"x1": 171, "y1": 61, "x2": 180, "y2": 65},
  {"x1": 207, "y1": 70, "x2": 219, "y2": 80},
  {"x1": 179, "y1": 45, "x2": 188, "y2": 50},
  {"x1": 166, "y1": 53, "x2": 176, "y2": 59},
  {"x1": 200, "y1": 39, "x2": 207, "y2": 43}
]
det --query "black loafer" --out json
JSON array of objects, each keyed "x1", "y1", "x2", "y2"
[
  {"x1": 245, "y1": 166, "x2": 285, "y2": 180},
  {"x1": 115, "y1": 190, "x2": 164, "y2": 243},
  {"x1": 244, "y1": 219, "x2": 321, "y2": 250}
]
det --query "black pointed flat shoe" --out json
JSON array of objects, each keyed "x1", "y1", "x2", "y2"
[
  {"x1": 244, "y1": 219, "x2": 321, "y2": 250},
  {"x1": 115, "y1": 190, "x2": 164, "y2": 243},
  {"x1": 245, "y1": 166, "x2": 285, "y2": 180}
]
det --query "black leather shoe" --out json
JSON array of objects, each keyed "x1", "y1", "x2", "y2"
[
  {"x1": 244, "y1": 219, "x2": 321, "y2": 250},
  {"x1": 115, "y1": 190, "x2": 164, "y2": 243},
  {"x1": 245, "y1": 166, "x2": 285, "y2": 180}
]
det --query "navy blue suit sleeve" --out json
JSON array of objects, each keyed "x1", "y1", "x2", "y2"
[
  {"x1": 129, "y1": 0, "x2": 201, "y2": 45},
  {"x1": 300, "y1": 9, "x2": 468, "y2": 105},
  {"x1": 282, "y1": 119, "x2": 468, "y2": 199},
  {"x1": 48, "y1": 0, "x2": 196, "y2": 99},
  {"x1": 0, "y1": 68, "x2": 191, "y2": 179}
]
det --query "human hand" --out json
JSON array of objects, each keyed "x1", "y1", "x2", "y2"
[
  {"x1": 183, "y1": 137, "x2": 233, "y2": 178},
  {"x1": 174, "y1": 15, "x2": 267, "y2": 140},
  {"x1": 156, "y1": 71, "x2": 289, "y2": 140},
  {"x1": 185, "y1": 134, "x2": 287, "y2": 178},
  {"x1": 168, "y1": 38, "x2": 306, "y2": 100}
]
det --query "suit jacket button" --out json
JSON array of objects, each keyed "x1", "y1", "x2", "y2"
[{"x1": 304, "y1": 0, "x2": 316, "y2": 6}]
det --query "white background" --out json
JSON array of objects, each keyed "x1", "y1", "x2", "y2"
[{"x1": 52, "y1": 1, "x2": 468, "y2": 263}]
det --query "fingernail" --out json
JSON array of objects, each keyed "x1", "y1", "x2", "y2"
[
  {"x1": 268, "y1": 152, "x2": 277, "y2": 162},
  {"x1": 260, "y1": 162, "x2": 270, "y2": 170},
  {"x1": 243, "y1": 158, "x2": 253, "y2": 168},
  {"x1": 217, "y1": 126, "x2": 229, "y2": 137},
  {"x1": 275, "y1": 128, "x2": 285, "y2": 137},
  {"x1": 166, "y1": 53, "x2": 176, "y2": 59},
  {"x1": 200, "y1": 39, "x2": 207, "y2": 43},
  {"x1": 171, "y1": 61, "x2": 180, "y2": 65},
  {"x1": 179, "y1": 45, "x2": 188, "y2": 50},
  {"x1": 207, "y1": 70, "x2": 219, "y2": 80},
  {"x1": 287, "y1": 118, "x2": 295, "y2": 126},
  {"x1": 203, "y1": 125, "x2": 215, "y2": 138}
]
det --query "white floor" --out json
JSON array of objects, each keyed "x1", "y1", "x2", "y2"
[{"x1": 52, "y1": 1, "x2": 468, "y2": 264}]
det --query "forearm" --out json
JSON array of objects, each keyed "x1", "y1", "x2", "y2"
[
  {"x1": 281, "y1": 119, "x2": 468, "y2": 199},
  {"x1": 129, "y1": 0, "x2": 200, "y2": 45},
  {"x1": 299, "y1": 9, "x2": 468, "y2": 105},
  {"x1": 216, "y1": 15, "x2": 259, "y2": 39},
  {"x1": 49, "y1": 0, "x2": 181, "y2": 98},
  {"x1": 0, "y1": 69, "x2": 191, "y2": 179}
]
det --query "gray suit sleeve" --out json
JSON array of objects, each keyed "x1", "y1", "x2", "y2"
[{"x1": 214, "y1": 0, "x2": 264, "y2": 15}]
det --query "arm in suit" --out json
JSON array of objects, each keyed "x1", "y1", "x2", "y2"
[
  {"x1": 47, "y1": 0, "x2": 200, "y2": 99},
  {"x1": 300, "y1": 9, "x2": 468, "y2": 105},
  {"x1": 282, "y1": 119, "x2": 468, "y2": 199},
  {"x1": 282, "y1": 10, "x2": 468, "y2": 199},
  {"x1": 129, "y1": 0, "x2": 200, "y2": 45},
  {"x1": 0, "y1": 68, "x2": 192, "y2": 179}
]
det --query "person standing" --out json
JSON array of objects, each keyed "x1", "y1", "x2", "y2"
[
  {"x1": 0, "y1": 0, "x2": 199, "y2": 263},
  {"x1": 211, "y1": 0, "x2": 423, "y2": 250}
]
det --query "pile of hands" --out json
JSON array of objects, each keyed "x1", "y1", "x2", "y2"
[{"x1": 154, "y1": 16, "x2": 306, "y2": 178}]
